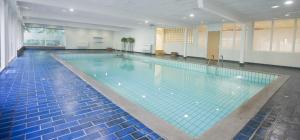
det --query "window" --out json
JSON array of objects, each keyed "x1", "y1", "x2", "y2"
[
  {"x1": 24, "y1": 27, "x2": 45, "y2": 46},
  {"x1": 221, "y1": 23, "x2": 241, "y2": 49},
  {"x1": 253, "y1": 21, "x2": 272, "y2": 51},
  {"x1": 296, "y1": 19, "x2": 300, "y2": 52},
  {"x1": 24, "y1": 25, "x2": 65, "y2": 47},
  {"x1": 44, "y1": 28, "x2": 65, "y2": 46},
  {"x1": 221, "y1": 23, "x2": 234, "y2": 49},
  {"x1": 234, "y1": 25, "x2": 242, "y2": 48},
  {"x1": 272, "y1": 19, "x2": 295, "y2": 52},
  {"x1": 199, "y1": 25, "x2": 207, "y2": 48},
  {"x1": 164, "y1": 28, "x2": 193, "y2": 44},
  {"x1": 165, "y1": 28, "x2": 184, "y2": 43}
]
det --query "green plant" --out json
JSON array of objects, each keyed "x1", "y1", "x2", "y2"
[
  {"x1": 121, "y1": 37, "x2": 128, "y2": 51},
  {"x1": 127, "y1": 37, "x2": 135, "y2": 44},
  {"x1": 127, "y1": 37, "x2": 135, "y2": 52}
]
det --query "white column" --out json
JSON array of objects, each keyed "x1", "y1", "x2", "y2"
[
  {"x1": 183, "y1": 28, "x2": 188, "y2": 58},
  {"x1": 193, "y1": 26, "x2": 199, "y2": 51},
  {"x1": 239, "y1": 24, "x2": 246, "y2": 64},
  {"x1": 0, "y1": 0, "x2": 6, "y2": 71},
  {"x1": 292, "y1": 19, "x2": 297, "y2": 52}
]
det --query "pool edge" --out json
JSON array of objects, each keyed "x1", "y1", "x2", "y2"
[
  {"x1": 51, "y1": 53, "x2": 193, "y2": 140},
  {"x1": 198, "y1": 74, "x2": 289, "y2": 140}
]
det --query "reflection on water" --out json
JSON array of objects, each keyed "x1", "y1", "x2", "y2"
[{"x1": 120, "y1": 57, "x2": 135, "y2": 71}]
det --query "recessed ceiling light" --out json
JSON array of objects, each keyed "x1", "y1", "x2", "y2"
[
  {"x1": 271, "y1": 5, "x2": 280, "y2": 8},
  {"x1": 145, "y1": 20, "x2": 149, "y2": 24},
  {"x1": 69, "y1": 8, "x2": 74, "y2": 12},
  {"x1": 284, "y1": 0, "x2": 294, "y2": 5},
  {"x1": 189, "y1": 13, "x2": 195, "y2": 18},
  {"x1": 285, "y1": 13, "x2": 290, "y2": 16}
]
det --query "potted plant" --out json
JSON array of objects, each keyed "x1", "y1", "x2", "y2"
[
  {"x1": 121, "y1": 37, "x2": 128, "y2": 51},
  {"x1": 127, "y1": 37, "x2": 135, "y2": 52}
]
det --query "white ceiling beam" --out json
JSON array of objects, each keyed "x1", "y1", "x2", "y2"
[
  {"x1": 198, "y1": 0, "x2": 248, "y2": 23},
  {"x1": 16, "y1": 0, "x2": 187, "y2": 27},
  {"x1": 23, "y1": 17, "x2": 129, "y2": 31},
  {"x1": 21, "y1": 9, "x2": 142, "y2": 29}
]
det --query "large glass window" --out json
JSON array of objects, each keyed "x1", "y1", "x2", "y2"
[
  {"x1": 24, "y1": 25, "x2": 65, "y2": 47},
  {"x1": 296, "y1": 19, "x2": 300, "y2": 52},
  {"x1": 234, "y1": 24, "x2": 241, "y2": 48},
  {"x1": 44, "y1": 28, "x2": 65, "y2": 46},
  {"x1": 221, "y1": 23, "x2": 235, "y2": 49},
  {"x1": 199, "y1": 25, "x2": 207, "y2": 48},
  {"x1": 272, "y1": 19, "x2": 295, "y2": 52},
  {"x1": 24, "y1": 27, "x2": 45, "y2": 46},
  {"x1": 165, "y1": 28, "x2": 184, "y2": 43},
  {"x1": 164, "y1": 28, "x2": 193, "y2": 44},
  {"x1": 253, "y1": 21, "x2": 272, "y2": 51},
  {"x1": 221, "y1": 23, "x2": 241, "y2": 49}
]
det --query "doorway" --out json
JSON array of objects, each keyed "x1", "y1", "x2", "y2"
[{"x1": 207, "y1": 31, "x2": 220, "y2": 60}]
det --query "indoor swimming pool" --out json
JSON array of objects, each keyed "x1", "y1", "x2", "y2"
[{"x1": 57, "y1": 53, "x2": 278, "y2": 138}]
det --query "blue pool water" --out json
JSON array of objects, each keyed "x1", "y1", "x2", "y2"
[{"x1": 59, "y1": 53, "x2": 277, "y2": 137}]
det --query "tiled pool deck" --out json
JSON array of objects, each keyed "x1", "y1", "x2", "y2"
[
  {"x1": 1, "y1": 50, "x2": 300, "y2": 140},
  {"x1": 0, "y1": 50, "x2": 163, "y2": 140}
]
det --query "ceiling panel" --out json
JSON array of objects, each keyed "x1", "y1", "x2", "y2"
[
  {"x1": 210, "y1": 0, "x2": 300, "y2": 21},
  {"x1": 15, "y1": 0, "x2": 300, "y2": 30}
]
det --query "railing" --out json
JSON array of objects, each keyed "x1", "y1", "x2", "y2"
[
  {"x1": 207, "y1": 55, "x2": 214, "y2": 65},
  {"x1": 218, "y1": 55, "x2": 224, "y2": 67}
]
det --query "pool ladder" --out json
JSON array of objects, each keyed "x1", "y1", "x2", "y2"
[
  {"x1": 218, "y1": 55, "x2": 224, "y2": 67},
  {"x1": 207, "y1": 55, "x2": 214, "y2": 65},
  {"x1": 207, "y1": 55, "x2": 224, "y2": 67},
  {"x1": 114, "y1": 48, "x2": 123, "y2": 56}
]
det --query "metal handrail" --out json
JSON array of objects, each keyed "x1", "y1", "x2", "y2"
[
  {"x1": 207, "y1": 55, "x2": 214, "y2": 65},
  {"x1": 218, "y1": 55, "x2": 224, "y2": 67}
]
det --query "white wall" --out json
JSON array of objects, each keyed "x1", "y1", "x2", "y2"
[
  {"x1": 219, "y1": 49, "x2": 240, "y2": 61},
  {"x1": 0, "y1": 0, "x2": 23, "y2": 71},
  {"x1": 164, "y1": 42, "x2": 206, "y2": 57},
  {"x1": 65, "y1": 28, "x2": 113, "y2": 49},
  {"x1": 164, "y1": 42, "x2": 185, "y2": 55},
  {"x1": 114, "y1": 23, "x2": 300, "y2": 68},
  {"x1": 246, "y1": 51, "x2": 300, "y2": 67},
  {"x1": 113, "y1": 27, "x2": 155, "y2": 53}
]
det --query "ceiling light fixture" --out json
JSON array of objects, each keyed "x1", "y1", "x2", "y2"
[
  {"x1": 145, "y1": 20, "x2": 149, "y2": 24},
  {"x1": 69, "y1": 8, "x2": 74, "y2": 12},
  {"x1": 285, "y1": 13, "x2": 290, "y2": 16},
  {"x1": 271, "y1": 5, "x2": 280, "y2": 8},
  {"x1": 189, "y1": 13, "x2": 195, "y2": 18},
  {"x1": 284, "y1": 0, "x2": 294, "y2": 5}
]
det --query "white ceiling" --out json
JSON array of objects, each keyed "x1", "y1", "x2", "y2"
[
  {"x1": 210, "y1": 0, "x2": 300, "y2": 21},
  {"x1": 14, "y1": 0, "x2": 300, "y2": 31}
]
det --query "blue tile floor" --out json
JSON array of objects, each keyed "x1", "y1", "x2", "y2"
[{"x1": 0, "y1": 50, "x2": 163, "y2": 140}]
